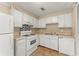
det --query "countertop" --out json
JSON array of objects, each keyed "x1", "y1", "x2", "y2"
[
  {"x1": 38, "y1": 34, "x2": 74, "y2": 38},
  {"x1": 15, "y1": 34, "x2": 38, "y2": 41}
]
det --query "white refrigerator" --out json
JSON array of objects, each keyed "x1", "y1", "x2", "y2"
[{"x1": 0, "y1": 12, "x2": 14, "y2": 56}]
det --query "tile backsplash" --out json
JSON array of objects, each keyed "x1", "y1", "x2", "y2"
[
  {"x1": 14, "y1": 24, "x2": 72, "y2": 38},
  {"x1": 35, "y1": 24, "x2": 72, "y2": 36}
]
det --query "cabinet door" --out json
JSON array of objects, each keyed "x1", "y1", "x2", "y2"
[
  {"x1": 28, "y1": 16, "x2": 33, "y2": 25},
  {"x1": 58, "y1": 15, "x2": 65, "y2": 27},
  {"x1": 35, "y1": 35, "x2": 39, "y2": 46},
  {"x1": 76, "y1": 36, "x2": 79, "y2": 55},
  {"x1": 59, "y1": 37, "x2": 74, "y2": 56},
  {"x1": 30, "y1": 17, "x2": 33, "y2": 25},
  {"x1": 23, "y1": 14, "x2": 30, "y2": 24},
  {"x1": 46, "y1": 17, "x2": 53, "y2": 24},
  {"x1": 33, "y1": 18, "x2": 39, "y2": 28},
  {"x1": 40, "y1": 35, "x2": 50, "y2": 48},
  {"x1": 52, "y1": 16, "x2": 58, "y2": 23},
  {"x1": 39, "y1": 19, "x2": 46, "y2": 28},
  {"x1": 41, "y1": 19, "x2": 46, "y2": 28},
  {"x1": 16, "y1": 39, "x2": 25, "y2": 56},
  {"x1": 50, "y1": 36, "x2": 58, "y2": 50},
  {"x1": 0, "y1": 12, "x2": 11, "y2": 33},
  {"x1": 23, "y1": 14, "x2": 33, "y2": 25},
  {"x1": 64, "y1": 13, "x2": 72, "y2": 27},
  {"x1": 0, "y1": 34, "x2": 14, "y2": 56},
  {"x1": 12, "y1": 9, "x2": 23, "y2": 27},
  {"x1": 38, "y1": 19, "x2": 41, "y2": 28}
]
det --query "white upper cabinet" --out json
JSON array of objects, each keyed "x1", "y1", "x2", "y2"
[
  {"x1": 58, "y1": 14, "x2": 65, "y2": 27},
  {"x1": 23, "y1": 13, "x2": 34, "y2": 25},
  {"x1": 32, "y1": 18, "x2": 39, "y2": 28},
  {"x1": 32, "y1": 13, "x2": 72, "y2": 28},
  {"x1": 12, "y1": 9, "x2": 23, "y2": 27},
  {"x1": 58, "y1": 13, "x2": 72, "y2": 28},
  {"x1": 46, "y1": 17, "x2": 53, "y2": 24},
  {"x1": 46, "y1": 16, "x2": 58, "y2": 24},
  {"x1": 30, "y1": 16, "x2": 34, "y2": 25},
  {"x1": 38, "y1": 19, "x2": 46, "y2": 28},
  {"x1": 64, "y1": 13, "x2": 72, "y2": 27},
  {"x1": 23, "y1": 14, "x2": 31, "y2": 24},
  {"x1": 52, "y1": 16, "x2": 58, "y2": 23}
]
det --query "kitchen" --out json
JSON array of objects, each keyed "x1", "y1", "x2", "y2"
[{"x1": 0, "y1": 2, "x2": 79, "y2": 56}]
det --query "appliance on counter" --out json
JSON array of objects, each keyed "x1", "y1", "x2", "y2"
[{"x1": 0, "y1": 12, "x2": 14, "y2": 56}]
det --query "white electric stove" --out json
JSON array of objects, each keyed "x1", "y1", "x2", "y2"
[{"x1": 21, "y1": 31, "x2": 37, "y2": 56}]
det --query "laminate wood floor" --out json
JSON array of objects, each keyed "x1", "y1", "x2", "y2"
[{"x1": 31, "y1": 46, "x2": 65, "y2": 56}]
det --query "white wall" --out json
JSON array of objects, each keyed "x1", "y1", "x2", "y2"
[
  {"x1": 72, "y1": 3, "x2": 79, "y2": 56},
  {"x1": 76, "y1": 4, "x2": 79, "y2": 56}
]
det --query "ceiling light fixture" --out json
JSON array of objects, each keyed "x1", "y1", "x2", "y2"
[{"x1": 40, "y1": 7, "x2": 45, "y2": 11}]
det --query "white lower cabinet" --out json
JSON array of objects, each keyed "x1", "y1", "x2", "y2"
[
  {"x1": 50, "y1": 36, "x2": 58, "y2": 50},
  {"x1": 76, "y1": 36, "x2": 79, "y2": 56},
  {"x1": 16, "y1": 35, "x2": 75, "y2": 56},
  {"x1": 36, "y1": 35, "x2": 40, "y2": 46},
  {"x1": 40, "y1": 35, "x2": 50, "y2": 48},
  {"x1": 40, "y1": 35, "x2": 58, "y2": 50},
  {"x1": 40, "y1": 35, "x2": 75, "y2": 56},
  {"x1": 59, "y1": 37, "x2": 74, "y2": 56},
  {"x1": 16, "y1": 39, "x2": 26, "y2": 56}
]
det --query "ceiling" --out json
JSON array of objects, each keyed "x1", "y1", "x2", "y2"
[{"x1": 14, "y1": 2, "x2": 74, "y2": 18}]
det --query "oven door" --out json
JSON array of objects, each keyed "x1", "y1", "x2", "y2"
[{"x1": 26, "y1": 37, "x2": 37, "y2": 51}]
